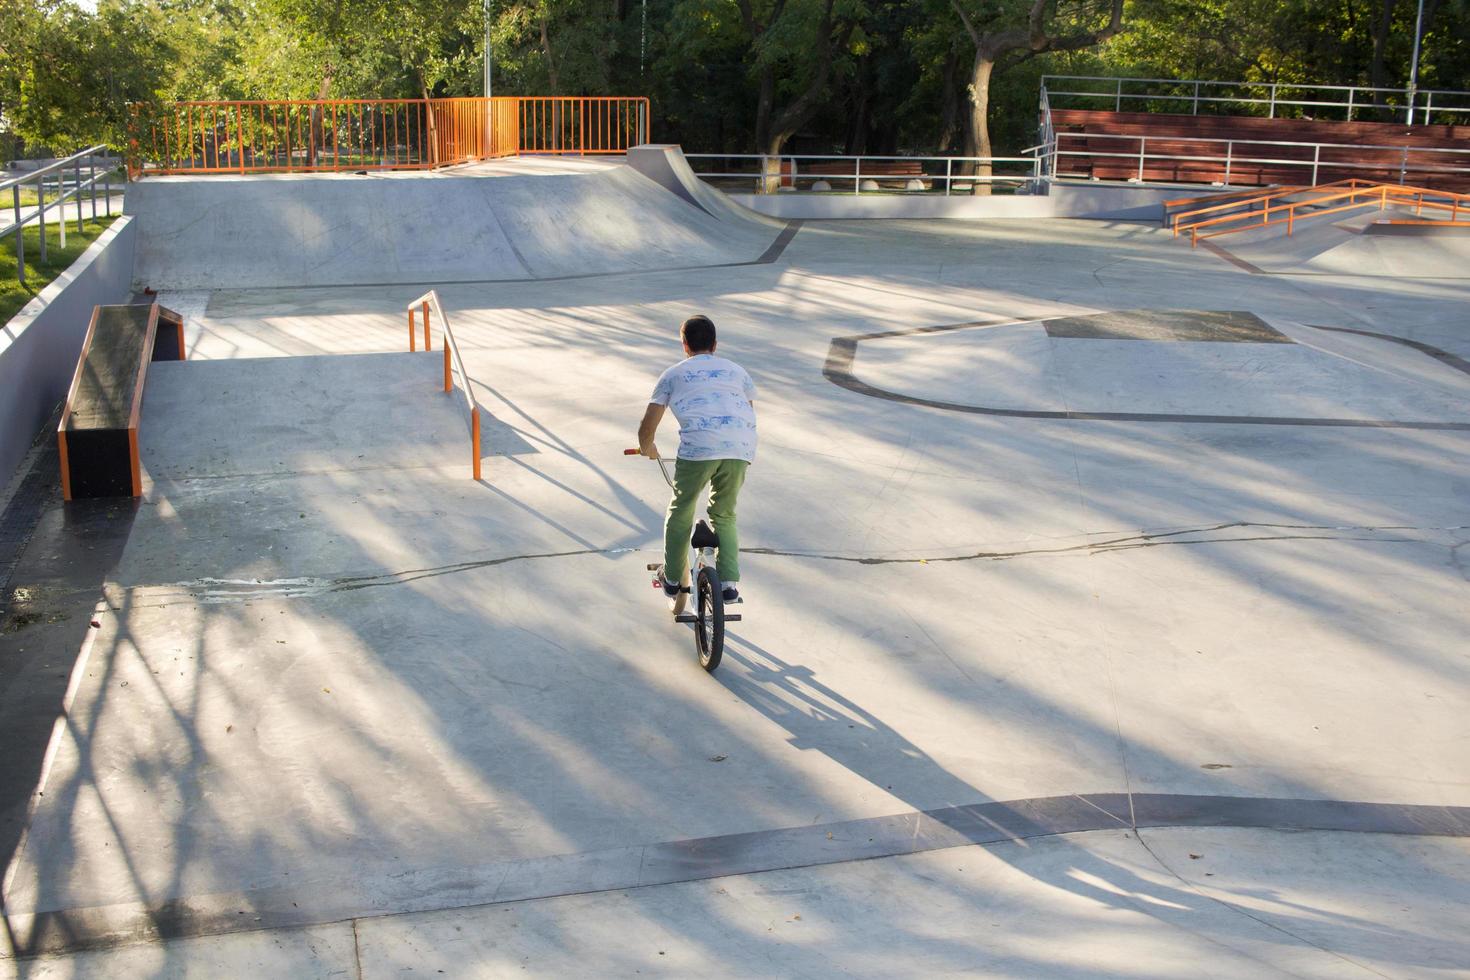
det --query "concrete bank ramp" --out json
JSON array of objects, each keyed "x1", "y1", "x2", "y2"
[
  {"x1": 626, "y1": 144, "x2": 786, "y2": 229},
  {"x1": 126, "y1": 160, "x2": 782, "y2": 290},
  {"x1": 1214, "y1": 207, "x2": 1470, "y2": 277}
]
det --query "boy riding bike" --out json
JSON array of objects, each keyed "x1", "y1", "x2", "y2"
[{"x1": 636, "y1": 315, "x2": 757, "y2": 603}]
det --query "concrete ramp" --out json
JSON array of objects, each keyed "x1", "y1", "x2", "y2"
[
  {"x1": 126, "y1": 161, "x2": 784, "y2": 290},
  {"x1": 627, "y1": 144, "x2": 786, "y2": 229},
  {"x1": 1208, "y1": 206, "x2": 1470, "y2": 278}
]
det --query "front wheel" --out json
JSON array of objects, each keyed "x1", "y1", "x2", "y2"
[{"x1": 694, "y1": 566, "x2": 725, "y2": 672}]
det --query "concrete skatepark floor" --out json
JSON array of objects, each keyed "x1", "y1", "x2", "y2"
[{"x1": 2, "y1": 206, "x2": 1469, "y2": 976}]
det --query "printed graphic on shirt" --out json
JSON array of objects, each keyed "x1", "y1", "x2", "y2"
[{"x1": 650, "y1": 355, "x2": 758, "y2": 462}]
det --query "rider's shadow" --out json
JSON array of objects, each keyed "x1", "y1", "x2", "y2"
[
  {"x1": 715, "y1": 635, "x2": 990, "y2": 811},
  {"x1": 712, "y1": 634, "x2": 1233, "y2": 920}
]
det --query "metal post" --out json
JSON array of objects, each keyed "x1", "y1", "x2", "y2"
[
  {"x1": 1407, "y1": 0, "x2": 1426, "y2": 124},
  {"x1": 57, "y1": 176, "x2": 67, "y2": 248},
  {"x1": 1115, "y1": 78, "x2": 1122, "y2": 112},
  {"x1": 12, "y1": 186, "x2": 24, "y2": 287},
  {"x1": 1224, "y1": 141, "x2": 1233, "y2": 185},
  {"x1": 1311, "y1": 144, "x2": 1320, "y2": 185},
  {"x1": 75, "y1": 163, "x2": 84, "y2": 231},
  {"x1": 1137, "y1": 136, "x2": 1146, "y2": 181},
  {"x1": 1192, "y1": 81, "x2": 1200, "y2": 115},
  {"x1": 1423, "y1": 91, "x2": 1433, "y2": 125},
  {"x1": 104, "y1": 168, "x2": 111, "y2": 217},
  {"x1": 1269, "y1": 84, "x2": 1276, "y2": 119},
  {"x1": 89, "y1": 158, "x2": 97, "y2": 218},
  {"x1": 484, "y1": 0, "x2": 493, "y2": 98},
  {"x1": 945, "y1": 157, "x2": 952, "y2": 196},
  {"x1": 1346, "y1": 88, "x2": 1354, "y2": 122},
  {"x1": 37, "y1": 176, "x2": 47, "y2": 264},
  {"x1": 853, "y1": 157, "x2": 861, "y2": 195}
]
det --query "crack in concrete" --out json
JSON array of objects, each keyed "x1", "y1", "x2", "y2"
[
  {"x1": 128, "y1": 522, "x2": 1466, "y2": 606},
  {"x1": 744, "y1": 521, "x2": 1458, "y2": 566}
]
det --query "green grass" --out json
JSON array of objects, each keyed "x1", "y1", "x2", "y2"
[
  {"x1": 1, "y1": 216, "x2": 121, "y2": 324},
  {"x1": 4, "y1": 169, "x2": 125, "y2": 207}
]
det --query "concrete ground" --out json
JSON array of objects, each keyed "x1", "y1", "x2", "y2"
[{"x1": 2, "y1": 205, "x2": 1469, "y2": 976}]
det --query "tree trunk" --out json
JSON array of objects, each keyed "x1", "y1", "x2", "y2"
[
  {"x1": 1369, "y1": 0, "x2": 1398, "y2": 101},
  {"x1": 419, "y1": 74, "x2": 440, "y2": 165},
  {"x1": 307, "y1": 68, "x2": 333, "y2": 169},
  {"x1": 938, "y1": 47, "x2": 961, "y2": 152},
  {"x1": 964, "y1": 55, "x2": 995, "y2": 194},
  {"x1": 755, "y1": 68, "x2": 779, "y2": 192}
]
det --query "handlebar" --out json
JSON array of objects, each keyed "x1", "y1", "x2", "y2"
[{"x1": 625, "y1": 448, "x2": 675, "y2": 488}]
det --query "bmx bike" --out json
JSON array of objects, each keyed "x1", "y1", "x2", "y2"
[{"x1": 624, "y1": 449, "x2": 741, "y2": 672}]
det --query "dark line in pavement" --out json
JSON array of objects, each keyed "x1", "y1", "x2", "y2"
[
  {"x1": 822, "y1": 316, "x2": 1470, "y2": 431},
  {"x1": 1309, "y1": 323, "x2": 1470, "y2": 377},
  {"x1": 754, "y1": 220, "x2": 803, "y2": 264},
  {"x1": 5, "y1": 792, "x2": 1468, "y2": 959}
]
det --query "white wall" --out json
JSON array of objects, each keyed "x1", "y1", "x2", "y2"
[{"x1": 0, "y1": 216, "x2": 136, "y2": 487}]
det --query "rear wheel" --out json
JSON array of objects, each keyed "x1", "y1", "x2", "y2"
[{"x1": 695, "y1": 565, "x2": 725, "y2": 672}]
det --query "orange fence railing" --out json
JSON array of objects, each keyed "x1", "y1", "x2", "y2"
[
  {"x1": 1173, "y1": 180, "x2": 1470, "y2": 245},
  {"x1": 128, "y1": 96, "x2": 649, "y2": 177},
  {"x1": 515, "y1": 97, "x2": 650, "y2": 155},
  {"x1": 408, "y1": 290, "x2": 483, "y2": 481}
]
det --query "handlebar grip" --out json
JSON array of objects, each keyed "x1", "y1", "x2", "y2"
[{"x1": 624, "y1": 448, "x2": 640, "y2": 455}]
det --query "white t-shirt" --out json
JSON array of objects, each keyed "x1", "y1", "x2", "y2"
[{"x1": 650, "y1": 354, "x2": 758, "y2": 462}]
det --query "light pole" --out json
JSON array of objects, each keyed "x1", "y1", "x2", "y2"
[
  {"x1": 484, "y1": 0, "x2": 493, "y2": 99},
  {"x1": 1406, "y1": 0, "x2": 1425, "y2": 124}
]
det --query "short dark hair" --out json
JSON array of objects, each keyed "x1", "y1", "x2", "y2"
[{"x1": 681, "y1": 315, "x2": 717, "y2": 353}]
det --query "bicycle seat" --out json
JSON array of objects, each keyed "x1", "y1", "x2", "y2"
[{"x1": 691, "y1": 519, "x2": 721, "y2": 550}]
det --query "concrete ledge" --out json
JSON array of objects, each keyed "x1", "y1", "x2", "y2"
[{"x1": 0, "y1": 215, "x2": 135, "y2": 487}]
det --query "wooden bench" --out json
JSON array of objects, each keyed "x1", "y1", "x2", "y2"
[{"x1": 59, "y1": 303, "x2": 185, "y2": 500}]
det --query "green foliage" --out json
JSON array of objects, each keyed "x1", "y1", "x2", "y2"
[
  {"x1": 1, "y1": 0, "x2": 1466, "y2": 157},
  {"x1": 0, "y1": 0, "x2": 175, "y2": 149}
]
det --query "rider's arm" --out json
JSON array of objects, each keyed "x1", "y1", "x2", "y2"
[{"x1": 638, "y1": 403, "x2": 665, "y2": 457}]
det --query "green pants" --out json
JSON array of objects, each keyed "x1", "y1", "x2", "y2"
[{"x1": 664, "y1": 458, "x2": 748, "y2": 585}]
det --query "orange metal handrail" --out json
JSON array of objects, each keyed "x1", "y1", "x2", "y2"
[
  {"x1": 129, "y1": 96, "x2": 650, "y2": 177},
  {"x1": 408, "y1": 290, "x2": 483, "y2": 480},
  {"x1": 1177, "y1": 180, "x2": 1470, "y2": 246}
]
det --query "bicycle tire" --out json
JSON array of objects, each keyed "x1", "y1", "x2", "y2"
[{"x1": 695, "y1": 566, "x2": 725, "y2": 672}]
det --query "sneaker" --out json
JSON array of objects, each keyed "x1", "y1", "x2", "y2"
[
  {"x1": 722, "y1": 584, "x2": 740, "y2": 603},
  {"x1": 654, "y1": 566, "x2": 680, "y2": 599}
]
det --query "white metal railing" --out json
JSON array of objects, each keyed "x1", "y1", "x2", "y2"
[
  {"x1": 1041, "y1": 74, "x2": 1470, "y2": 125},
  {"x1": 406, "y1": 289, "x2": 484, "y2": 480},
  {"x1": 1, "y1": 145, "x2": 120, "y2": 287},
  {"x1": 1048, "y1": 130, "x2": 1470, "y2": 187},
  {"x1": 684, "y1": 153, "x2": 1045, "y2": 195}
]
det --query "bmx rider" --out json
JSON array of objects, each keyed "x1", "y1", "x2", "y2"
[{"x1": 637, "y1": 315, "x2": 756, "y2": 602}]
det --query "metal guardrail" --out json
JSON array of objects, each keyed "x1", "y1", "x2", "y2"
[
  {"x1": 1045, "y1": 130, "x2": 1470, "y2": 187},
  {"x1": 407, "y1": 290, "x2": 483, "y2": 481},
  {"x1": 685, "y1": 153, "x2": 1044, "y2": 195},
  {"x1": 1042, "y1": 74, "x2": 1470, "y2": 125},
  {"x1": 129, "y1": 96, "x2": 650, "y2": 177},
  {"x1": 2, "y1": 145, "x2": 119, "y2": 288}
]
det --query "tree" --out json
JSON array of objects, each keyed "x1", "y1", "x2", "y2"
[
  {"x1": 0, "y1": 0, "x2": 174, "y2": 151},
  {"x1": 950, "y1": 0, "x2": 1123, "y2": 181}
]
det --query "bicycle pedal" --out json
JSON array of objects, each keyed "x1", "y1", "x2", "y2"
[
  {"x1": 646, "y1": 563, "x2": 661, "y2": 572},
  {"x1": 674, "y1": 614, "x2": 697, "y2": 623}
]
